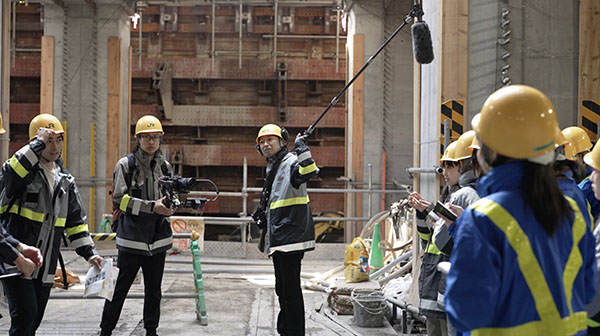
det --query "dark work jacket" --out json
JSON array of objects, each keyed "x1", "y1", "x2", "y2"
[
  {"x1": 264, "y1": 144, "x2": 318, "y2": 256},
  {"x1": 113, "y1": 148, "x2": 173, "y2": 256},
  {"x1": 0, "y1": 139, "x2": 97, "y2": 285}
]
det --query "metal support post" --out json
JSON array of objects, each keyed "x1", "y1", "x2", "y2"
[
  {"x1": 443, "y1": 119, "x2": 450, "y2": 150},
  {"x1": 367, "y1": 163, "x2": 372, "y2": 219},
  {"x1": 191, "y1": 238, "x2": 208, "y2": 325},
  {"x1": 273, "y1": 0, "x2": 278, "y2": 71},
  {"x1": 335, "y1": 8, "x2": 340, "y2": 73},
  {"x1": 238, "y1": 0, "x2": 243, "y2": 69},
  {"x1": 211, "y1": 2, "x2": 215, "y2": 72},
  {"x1": 138, "y1": 11, "x2": 142, "y2": 70}
]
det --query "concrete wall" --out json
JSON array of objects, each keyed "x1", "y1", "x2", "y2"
[{"x1": 468, "y1": 0, "x2": 579, "y2": 128}]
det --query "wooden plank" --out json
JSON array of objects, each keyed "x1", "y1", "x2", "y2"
[
  {"x1": 106, "y1": 37, "x2": 121, "y2": 213},
  {"x1": 351, "y1": 34, "x2": 364, "y2": 235},
  {"x1": 579, "y1": 0, "x2": 600, "y2": 122},
  {"x1": 40, "y1": 36, "x2": 54, "y2": 115},
  {"x1": 440, "y1": 0, "x2": 468, "y2": 118},
  {"x1": 128, "y1": 46, "x2": 132, "y2": 149}
]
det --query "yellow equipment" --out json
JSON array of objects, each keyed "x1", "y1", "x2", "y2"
[
  {"x1": 314, "y1": 211, "x2": 344, "y2": 242},
  {"x1": 440, "y1": 141, "x2": 458, "y2": 162},
  {"x1": 256, "y1": 124, "x2": 283, "y2": 144},
  {"x1": 562, "y1": 126, "x2": 593, "y2": 155},
  {"x1": 454, "y1": 130, "x2": 476, "y2": 160},
  {"x1": 135, "y1": 115, "x2": 164, "y2": 136},
  {"x1": 29, "y1": 114, "x2": 65, "y2": 140},
  {"x1": 584, "y1": 142, "x2": 600, "y2": 171},
  {"x1": 474, "y1": 85, "x2": 558, "y2": 159}
]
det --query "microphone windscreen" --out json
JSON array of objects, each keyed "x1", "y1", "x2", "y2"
[{"x1": 411, "y1": 21, "x2": 434, "y2": 64}]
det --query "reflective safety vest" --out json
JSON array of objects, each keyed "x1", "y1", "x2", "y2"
[{"x1": 470, "y1": 197, "x2": 587, "y2": 336}]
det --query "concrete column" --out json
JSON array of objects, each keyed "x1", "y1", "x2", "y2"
[{"x1": 346, "y1": 0, "x2": 414, "y2": 219}]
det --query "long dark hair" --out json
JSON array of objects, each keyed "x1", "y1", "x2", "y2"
[{"x1": 481, "y1": 144, "x2": 572, "y2": 235}]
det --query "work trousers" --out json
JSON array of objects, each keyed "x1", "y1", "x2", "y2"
[
  {"x1": 272, "y1": 251, "x2": 305, "y2": 336},
  {"x1": 100, "y1": 251, "x2": 166, "y2": 336},
  {"x1": 2, "y1": 277, "x2": 52, "y2": 336}
]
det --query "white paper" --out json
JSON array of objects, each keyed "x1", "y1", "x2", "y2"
[{"x1": 83, "y1": 258, "x2": 119, "y2": 301}]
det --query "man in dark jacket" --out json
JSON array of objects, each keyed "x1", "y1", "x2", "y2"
[
  {"x1": 254, "y1": 124, "x2": 317, "y2": 335},
  {"x1": 1, "y1": 114, "x2": 102, "y2": 336},
  {"x1": 100, "y1": 115, "x2": 174, "y2": 336}
]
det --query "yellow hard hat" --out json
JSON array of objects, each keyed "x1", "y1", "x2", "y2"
[
  {"x1": 135, "y1": 115, "x2": 163, "y2": 136},
  {"x1": 584, "y1": 142, "x2": 600, "y2": 171},
  {"x1": 29, "y1": 113, "x2": 64, "y2": 140},
  {"x1": 440, "y1": 141, "x2": 458, "y2": 162},
  {"x1": 256, "y1": 124, "x2": 283, "y2": 144},
  {"x1": 0, "y1": 114, "x2": 5, "y2": 134},
  {"x1": 470, "y1": 113, "x2": 481, "y2": 130},
  {"x1": 562, "y1": 126, "x2": 592, "y2": 154},
  {"x1": 555, "y1": 128, "x2": 568, "y2": 147},
  {"x1": 454, "y1": 130, "x2": 476, "y2": 160},
  {"x1": 474, "y1": 85, "x2": 558, "y2": 159}
]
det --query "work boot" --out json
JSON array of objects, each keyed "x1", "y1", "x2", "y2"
[
  {"x1": 98, "y1": 331, "x2": 111, "y2": 336},
  {"x1": 146, "y1": 330, "x2": 158, "y2": 336}
]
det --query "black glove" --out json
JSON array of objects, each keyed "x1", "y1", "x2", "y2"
[
  {"x1": 251, "y1": 209, "x2": 267, "y2": 230},
  {"x1": 294, "y1": 133, "x2": 309, "y2": 148}
]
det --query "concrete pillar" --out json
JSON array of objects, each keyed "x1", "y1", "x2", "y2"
[
  {"x1": 43, "y1": 2, "x2": 131, "y2": 229},
  {"x1": 346, "y1": 0, "x2": 414, "y2": 221}
]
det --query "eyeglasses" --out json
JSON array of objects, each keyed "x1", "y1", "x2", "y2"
[{"x1": 139, "y1": 134, "x2": 161, "y2": 141}]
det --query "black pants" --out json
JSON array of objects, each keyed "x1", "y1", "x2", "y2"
[
  {"x1": 2, "y1": 277, "x2": 52, "y2": 336},
  {"x1": 100, "y1": 251, "x2": 166, "y2": 335},
  {"x1": 272, "y1": 251, "x2": 305, "y2": 336}
]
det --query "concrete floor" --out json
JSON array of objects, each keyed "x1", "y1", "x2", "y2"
[{"x1": 0, "y1": 248, "x2": 393, "y2": 336}]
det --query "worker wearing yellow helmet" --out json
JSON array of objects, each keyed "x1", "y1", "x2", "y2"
[
  {"x1": 582, "y1": 141, "x2": 600, "y2": 330},
  {"x1": 568, "y1": 126, "x2": 600, "y2": 222},
  {"x1": 252, "y1": 123, "x2": 318, "y2": 335},
  {"x1": 406, "y1": 139, "x2": 474, "y2": 336},
  {"x1": 552, "y1": 126, "x2": 591, "y2": 229},
  {"x1": 445, "y1": 85, "x2": 595, "y2": 335},
  {"x1": 1, "y1": 113, "x2": 102, "y2": 334},
  {"x1": 100, "y1": 115, "x2": 173, "y2": 336}
]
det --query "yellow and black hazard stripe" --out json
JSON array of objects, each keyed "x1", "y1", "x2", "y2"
[
  {"x1": 581, "y1": 100, "x2": 600, "y2": 141},
  {"x1": 91, "y1": 233, "x2": 117, "y2": 242},
  {"x1": 440, "y1": 100, "x2": 464, "y2": 154}
]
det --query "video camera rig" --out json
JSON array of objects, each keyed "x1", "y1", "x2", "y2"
[{"x1": 158, "y1": 176, "x2": 219, "y2": 210}]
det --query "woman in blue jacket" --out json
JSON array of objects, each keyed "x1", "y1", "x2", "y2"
[{"x1": 445, "y1": 85, "x2": 597, "y2": 335}]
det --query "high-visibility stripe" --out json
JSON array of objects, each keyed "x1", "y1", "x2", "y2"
[
  {"x1": 269, "y1": 195, "x2": 309, "y2": 210},
  {"x1": 66, "y1": 224, "x2": 89, "y2": 237},
  {"x1": 70, "y1": 236, "x2": 94, "y2": 249},
  {"x1": 120, "y1": 194, "x2": 131, "y2": 212},
  {"x1": 419, "y1": 298, "x2": 443, "y2": 312},
  {"x1": 18, "y1": 146, "x2": 38, "y2": 167},
  {"x1": 268, "y1": 240, "x2": 315, "y2": 255},
  {"x1": 471, "y1": 198, "x2": 587, "y2": 335},
  {"x1": 472, "y1": 312, "x2": 586, "y2": 336},
  {"x1": 425, "y1": 241, "x2": 444, "y2": 255},
  {"x1": 55, "y1": 217, "x2": 66, "y2": 227},
  {"x1": 297, "y1": 151, "x2": 312, "y2": 163},
  {"x1": 9, "y1": 156, "x2": 28, "y2": 178},
  {"x1": 116, "y1": 236, "x2": 172, "y2": 252},
  {"x1": 2, "y1": 204, "x2": 45, "y2": 223},
  {"x1": 132, "y1": 198, "x2": 141, "y2": 215},
  {"x1": 298, "y1": 162, "x2": 317, "y2": 175},
  {"x1": 588, "y1": 317, "x2": 600, "y2": 328},
  {"x1": 418, "y1": 231, "x2": 431, "y2": 241},
  {"x1": 563, "y1": 198, "x2": 586, "y2": 316}
]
